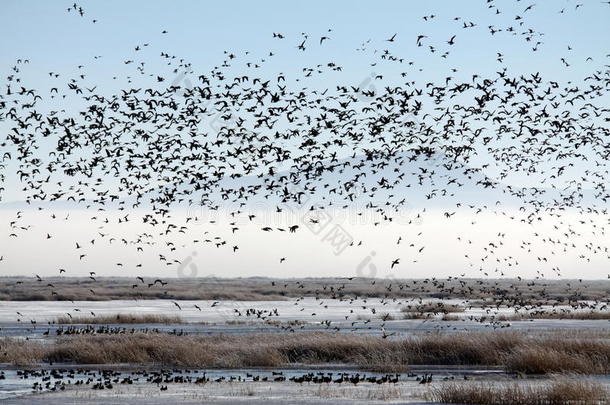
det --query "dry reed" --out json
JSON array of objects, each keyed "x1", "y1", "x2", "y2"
[
  {"x1": 1, "y1": 330, "x2": 608, "y2": 374},
  {"x1": 428, "y1": 378, "x2": 608, "y2": 404}
]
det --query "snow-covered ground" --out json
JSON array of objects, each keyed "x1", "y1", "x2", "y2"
[
  {"x1": 1, "y1": 372, "x2": 609, "y2": 405},
  {"x1": 2, "y1": 297, "x2": 609, "y2": 323},
  {"x1": 1, "y1": 299, "x2": 609, "y2": 403},
  {"x1": 1, "y1": 298, "x2": 608, "y2": 339}
]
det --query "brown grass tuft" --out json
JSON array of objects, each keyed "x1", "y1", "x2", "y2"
[
  {"x1": 55, "y1": 313, "x2": 184, "y2": 324},
  {"x1": 0, "y1": 338, "x2": 45, "y2": 366},
  {"x1": 401, "y1": 302, "x2": 465, "y2": 314},
  {"x1": 428, "y1": 378, "x2": 608, "y2": 404},
  {"x1": 500, "y1": 311, "x2": 610, "y2": 321}
]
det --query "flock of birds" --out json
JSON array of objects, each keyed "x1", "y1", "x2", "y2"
[
  {"x1": 0, "y1": 1, "x2": 609, "y2": 335},
  {"x1": 11, "y1": 367, "x2": 472, "y2": 394}
]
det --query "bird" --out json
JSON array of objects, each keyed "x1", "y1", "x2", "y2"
[{"x1": 1, "y1": 1, "x2": 608, "y2": 344}]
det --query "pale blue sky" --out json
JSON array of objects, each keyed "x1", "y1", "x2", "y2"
[
  {"x1": 1, "y1": 0, "x2": 609, "y2": 201},
  {"x1": 0, "y1": 1, "x2": 608, "y2": 279},
  {"x1": 1, "y1": 0, "x2": 608, "y2": 90}
]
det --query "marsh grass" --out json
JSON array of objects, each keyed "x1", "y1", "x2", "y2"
[
  {"x1": 0, "y1": 338, "x2": 45, "y2": 366},
  {"x1": 55, "y1": 313, "x2": 184, "y2": 324},
  {"x1": 1, "y1": 330, "x2": 608, "y2": 374},
  {"x1": 499, "y1": 311, "x2": 610, "y2": 321},
  {"x1": 2, "y1": 277, "x2": 609, "y2": 302},
  {"x1": 402, "y1": 312, "x2": 435, "y2": 320},
  {"x1": 428, "y1": 378, "x2": 608, "y2": 404},
  {"x1": 315, "y1": 384, "x2": 403, "y2": 400},
  {"x1": 401, "y1": 302, "x2": 465, "y2": 314}
]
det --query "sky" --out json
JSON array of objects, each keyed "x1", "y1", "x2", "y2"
[
  {"x1": 1, "y1": 0, "x2": 608, "y2": 83},
  {"x1": 0, "y1": 0, "x2": 609, "y2": 279}
]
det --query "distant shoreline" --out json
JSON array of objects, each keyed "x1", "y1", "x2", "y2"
[{"x1": 0, "y1": 277, "x2": 608, "y2": 301}]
